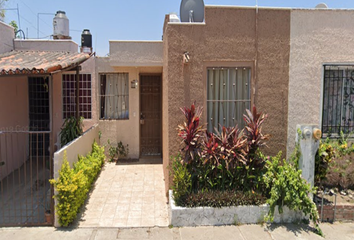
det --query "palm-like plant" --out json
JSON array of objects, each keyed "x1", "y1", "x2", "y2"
[
  {"x1": 177, "y1": 102, "x2": 206, "y2": 163},
  {"x1": 243, "y1": 105, "x2": 269, "y2": 168}
]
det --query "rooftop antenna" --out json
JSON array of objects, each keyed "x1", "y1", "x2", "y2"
[{"x1": 180, "y1": 0, "x2": 205, "y2": 23}]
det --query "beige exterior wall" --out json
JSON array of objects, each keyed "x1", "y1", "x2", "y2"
[
  {"x1": 0, "y1": 21, "x2": 14, "y2": 54},
  {"x1": 163, "y1": 6, "x2": 291, "y2": 190},
  {"x1": 53, "y1": 124, "x2": 99, "y2": 227},
  {"x1": 287, "y1": 9, "x2": 354, "y2": 156},
  {"x1": 14, "y1": 39, "x2": 78, "y2": 52},
  {"x1": 109, "y1": 41, "x2": 163, "y2": 67},
  {"x1": 96, "y1": 56, "x2": 163, "y2": 159},
  {"x1": 51, "y1": 56, "x2": 97, "y2": 150},
  {"x1": 0, "y1": 76, "x2": 29, "y2": 179}
]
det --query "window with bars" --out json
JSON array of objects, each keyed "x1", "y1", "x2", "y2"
[
  {"x1": 207, "y1": 67, "x2": 251, "y2": 133},
  {"x1": 62, "y1": 74, "x2": 92, "y2": 119},
  {"x1": 322, "y1": 65, "x2": 354, "y2": 136},
  {"x1": 99, "y1": 73, "x2": 129, "y2": 120}
]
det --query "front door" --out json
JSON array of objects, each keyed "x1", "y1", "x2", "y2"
[{"x1": 140, "y1": 75, "x2": 162, "y2": 157}]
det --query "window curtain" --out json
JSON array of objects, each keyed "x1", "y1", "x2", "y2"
[
  {"x1": 104, "y1": 73, "x2": 129, "y2": 119},
  {"x1": 207, "y1": 68, "x2": 250, "y2": 133}
]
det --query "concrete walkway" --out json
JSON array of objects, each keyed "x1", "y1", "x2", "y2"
[
  {"x1": 77, "y1": 159, "x2": 169, "y2": 228},
  {"x1": 0, "y1": 223, "x2": 353, "y2": 240}
]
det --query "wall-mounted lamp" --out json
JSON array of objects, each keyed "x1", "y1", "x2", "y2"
[
  {"x1": 131, "y1": 79, "x2": 138, "y2": 89},
  {"x1": 183, "y1": 52, "x2": 190, "y2": 64}
]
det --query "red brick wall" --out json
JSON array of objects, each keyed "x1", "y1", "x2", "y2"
[{"x1": 317, "y1": 205, "x2": 354, "y2": 222}]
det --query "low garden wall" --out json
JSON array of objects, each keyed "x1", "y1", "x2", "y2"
[
  {"x1": 53, "y1": 124, "x2": 100, "y2": 227},
  {"x1": 318, "y1": 205, "x2": 354, "y2": 222},
  {"x1": 169, "y1": 190, "x2": 303, "y2": 227}
]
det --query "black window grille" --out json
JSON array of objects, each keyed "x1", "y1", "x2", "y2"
[{"x1": 322, "y1": 65, "x2": 354, "y2": 136}]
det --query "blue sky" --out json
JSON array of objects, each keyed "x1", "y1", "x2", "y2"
[{"x1": 3, "y1": 0, "x2": 354, "y2": 56}]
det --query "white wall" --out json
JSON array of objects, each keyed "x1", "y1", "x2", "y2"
[
  {"x1": 53, "y1": 124, "x2": 99, "y2": 227},
  {"x1": 14, "y1": 39, "x2": 78, "y2": 52},
  {"x1": 0, "y1": 21, "x2": 14, "y2": 54},
  {"x1": 287, "y1": 9, "x2": 354, "y2": 156}
]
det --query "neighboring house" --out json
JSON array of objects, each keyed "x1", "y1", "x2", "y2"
[
  {"x1": 96, "y1": 41, "x2": 163, "y2": 160},
  {"x1": 0, "y1": 21, "x2": 93, "y2": 226}
]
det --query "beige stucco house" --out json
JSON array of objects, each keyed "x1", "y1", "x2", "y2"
[{"x1": 1, "y1": 4, "x2": 354, "y2": 226}]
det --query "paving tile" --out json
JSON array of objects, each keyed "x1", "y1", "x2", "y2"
[
  {"x1": 115, "y1": 209, "x2": 129, "y2": 219},
  {"x1": 126, "y1": 217, "x2": 142, "y2": 227},
  {"x1": 78, "y1": 160, "x2": 168, "y2": 228},
  {"x1": 130, "y1": 203, "x2": 143, "y2": 211},
  {"x1": 98, "y1": 217, "x2": 114, "y2": 227},
  {"x1": 128, "y1": 210, "x2": 142, "y2": 218},
  {"x1": 112, "y1": 217, "x2": 128, "y2": 227},
  {"x1": 141, "y1": 217, "x2": 156, "y2": 227}
]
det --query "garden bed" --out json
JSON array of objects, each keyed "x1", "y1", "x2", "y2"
[{"x1": 169, "y1": 190, "x2": 303, "y2": 227}]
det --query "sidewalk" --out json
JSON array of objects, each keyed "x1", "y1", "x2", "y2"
[{"x1": 0, "y1": 223, "x2": 353, "y2": 240}]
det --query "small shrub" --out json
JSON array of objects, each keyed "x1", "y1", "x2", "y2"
[
  {"x1": 181, "y1": 190, "x2": 266, "y2": 208},
  {"x1": 315, "y1": 140, "x2": 334, "y2": 185},
  {"x1": 263, "y1": 152, "x2": 322, "y2": 236},
  {"x1": 177, "y1": 102, "x2": 206, "y2": 163},
  {"x1": 50, "y1": 141, "x2": 105, "y2": 227},
  {"x1": 171, "y1": 155, "x2": 192, "y2": 206},
  {"x1": 60, "y1": 116, "x2": 84, "y2": 146},
  {"x1": 117, "y1": 141, "x2": 129, "y2": 158},
  {"x1": 323, "y1": 152, "x2": 354, "y2": 190}
]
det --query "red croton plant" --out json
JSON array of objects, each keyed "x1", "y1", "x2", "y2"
[
  {"x1": 178, "y1": 102, "x2": 269, "y2": 168},
  {"x1": 177, "y1": 102, "x2": 206, "y2": 163}
]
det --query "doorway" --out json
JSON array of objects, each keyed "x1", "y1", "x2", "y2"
[{"x1": 140, "y1": 75, "x2": 162, "y2": 157}]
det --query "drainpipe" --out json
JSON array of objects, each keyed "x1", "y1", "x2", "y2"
[{"x1": 76, "y1": 66, "x2": 80, "y2": 121}]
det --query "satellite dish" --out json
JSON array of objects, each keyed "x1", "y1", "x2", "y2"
[
  {"x1": 315, "y1": 3, "x2": 328, "y2": 9},
  {"x1": 180, "y1": 0, "x2": 205, "y2": 23}
]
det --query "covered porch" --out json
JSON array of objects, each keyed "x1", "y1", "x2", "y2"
[{"x1": 0, "y1": 50, "x2": 91, "y2": 226}]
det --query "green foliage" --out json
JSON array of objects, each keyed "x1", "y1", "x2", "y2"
[
  {"x1": 324, "y1": 152, "x2": 354, "y2": 190},
  {"x1": 178, "y1": 102, "x2": 206, "y2": 163},
  {"x1": 60, "y1": 116, "x2": 84, "y2": 146},
  {"x1": 315, "y1": 140, "x2": 334, "y2": 185},
  {"x1": 182, "y1": 190, "x2": 266, "y2": 208},
  {"x1": 50, "y1": 141, "x2": 104, "y2": 227},
  {"x1": 171, "y1": 155, "x2": 191, "y2": 206},
  {"x1": 0, "y1": 0, "x2": 8, "y2": 20},
  {"x1": 263, "y1": 152, "x2": 323, "y2": 236},
  {"x1": 8, "y1": 20, "x2": 19, "y2": 37},
  {"x1": 106, "y1": 140, "x2": 129, "y2": 162},
  {"x1": 107, "y1": 140, "x2": 118, "y2": 162},
  {"x1": 117, "y1": 141, "x2": 129, "y2": 158}
]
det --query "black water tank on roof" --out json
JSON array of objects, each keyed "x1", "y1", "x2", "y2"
[{"x1": 81, "y1": 29, "x2": 92, "y2": 48}]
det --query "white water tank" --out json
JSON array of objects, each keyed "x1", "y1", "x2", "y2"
[
  {"x1": 53, "y1": 11, "x2": 70, "y2": 39},
  {"x1": 169, "y1": 13, "x2": 180, "y2": 22}
]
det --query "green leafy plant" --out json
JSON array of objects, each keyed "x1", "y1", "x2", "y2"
[
  {"x1": 315, "y1": 140, "x2": 334, "y2": 185},
  {"x1": 171, "y1": 155, "x2": 192, "y2": 206},
  {"x1": 107, "y1": 140, "x2": 118, "y2": 162},
  {"x1": 181, "y1": 189, "x2": 266, "y2": 208},
  {"x1": 60, "y1": 116, "x2": 84, "y2": 146},
  {"x1": 50, "y1": 141, "x2": 104, "y2": 227},
  {"x1": 323, "y1": 152, "x2": 354, "y2": 190},
  {"x1": 178, "y1": 102, "x2": 206, "y2": 163},
  {"x1": 117, "y1": 141, "x2": 129, "y2": 159},
  {"x1": 263, "y1": 152, "x2": 323, "y2": 236},
  {"x1": 202, "y1": 126, "x2": 247, "y2": 170}
]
